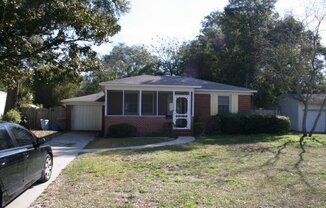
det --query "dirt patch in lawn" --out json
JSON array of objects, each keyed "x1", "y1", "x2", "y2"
[{"x1": 31, "y1": 130, "x2": 59, "y2": 138}]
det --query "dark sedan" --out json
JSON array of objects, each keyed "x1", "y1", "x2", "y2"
[{"x1": 0, "y1": 122, "x2": 53, "y2": 207}]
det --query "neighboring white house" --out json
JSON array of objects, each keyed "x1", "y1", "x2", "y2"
[
  {"x1": 0, "y1": 91, "x2": 7, "y2": 117},
  {"x1": 278, "y1": 94, "x2": 326, "y2": 133}
]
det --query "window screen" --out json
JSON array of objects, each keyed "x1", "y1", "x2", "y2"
[
  {"x1": 107, "y1": 90, "x2": 123, "y2": 115},
  {"x1": 0, "y1": 127, "x2": 13, "y2": 150},
  {"x1": 218, "y1": 96, "x2": 230, "y2": 113},
  {"x1": 158, "y1": 92, "x2": 173, "y2": 116},
  {"x1": 124, "y1": 91, "x2": 139, "y2": 115},
  {"x1": 142, "y1": 92, "x2": 156, "y2": 115}
]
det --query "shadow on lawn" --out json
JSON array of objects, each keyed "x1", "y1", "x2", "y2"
[
  {"x1": 195, "y1": 134, "x2": 294, "y2": 145},
  {"x1": 95, "y1": 134, "x2": 324, "y2": 193},
  {"x1": 200, "y1": 134, "x2": 323, "y2": 191},
  {"x1": 261, "y1": 135, "x2": 319, "y2": 191}
]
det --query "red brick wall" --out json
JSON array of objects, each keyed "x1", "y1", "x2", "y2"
[
  {"x1": 104, "y1": 116, "x2": 168, "y2": 136},
  {"x1": 65, "y1": 105, "x2": 72, "y2": 130},
  {"x1": 194, "y1": 94, "x2": 211, "y2": 131},
  {"x1": 238, "y1": 95, "x2": 252, "y2": 112},
  {"x1": 194, "y1": 94, "x2": 211, "y2": 119}
]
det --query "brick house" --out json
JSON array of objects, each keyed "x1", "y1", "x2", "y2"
[{"x1": 62, "y1": 75, "x2": 256, "y2": 135}]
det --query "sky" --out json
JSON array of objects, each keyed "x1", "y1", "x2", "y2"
[{"x1": 92, "y1": 0, "x2": 326, "y2": 56}]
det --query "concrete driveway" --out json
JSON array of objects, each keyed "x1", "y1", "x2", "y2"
[{"x1": 6, "y1": 132, "x2": 95, "y2": 208}]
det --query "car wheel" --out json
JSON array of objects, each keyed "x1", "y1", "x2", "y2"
[{"x1": 39, "y1": 154, "x2": 53, "y2": 183}]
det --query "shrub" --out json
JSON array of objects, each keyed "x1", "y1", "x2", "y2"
[
  {"x1": 211, "y1": 113, "x2": 290, "y2": 134},
  {"x1": 2, "y1": 109, "x2": 22, "y2": 124},
  {"x1": 162, "y1": 121, "x2": 173, "y2": 137},
  {"x1": 193, "y1": 122, "x2": 205, "y2": 136},
  {"x1": 108, "y1": 123, "x2": 137, "y2": 137},
  {"x1": 211, "y1": 115, "x2": 222, "y2": 134}
]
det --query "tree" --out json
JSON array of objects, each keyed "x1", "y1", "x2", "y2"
[
  {"x1": 179, "y1": 0, "x2": 278, "y2": 107},
  {"x1": 103, "y1": 43, "x2": 160, "y2": 78},
  {"x1": 150, "y1": 38, "x2": 186, "y2": 76},
  {"x1": 78, "y1": 69, "x2": 114, "y2": 96},
  {"x1": 79, "y1": 43, "x2": 160, "y2": 95},
  {"x1": 202, "y1": 0, "x2": 276, "y2": 87},
  {"x1": 0, "y1": 0, "x2": 129, "y2": 112},
  {"x1": 28, "y1": 64, "x2": 82, "y2": 107},
  {"x1": 261, "y1": 14, "x2": 326, "y2": 136}
]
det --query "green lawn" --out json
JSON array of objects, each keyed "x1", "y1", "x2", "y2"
[
  {"x1": 85, "y1": 137, "x2": 174, "y2": 149},
  {"x1": 32, "y1": 134, "x2": 326, "y2": 208}
]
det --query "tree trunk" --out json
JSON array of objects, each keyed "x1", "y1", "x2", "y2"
[
  {"x1": 308, "y1": 96, "x2": 326, "y2": 137},
  {"x1": 301, "y1": 102, "x2": 308, "y2": 137},
  {"x1": 4, "y1": 81, "x2": 19, "y2": 114}
]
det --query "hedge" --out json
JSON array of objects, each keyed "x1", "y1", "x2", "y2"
[
  {"x1": 211, "y1": 113, "x2": 290, "y2": 134},
  {"x1": 108, "y1": 123, "x2": 137, "y2": 137}
]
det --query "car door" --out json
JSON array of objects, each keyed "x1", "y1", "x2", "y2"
[
  {"x1": 9, "y1": 126, "x2": 44, "y2": 186},
  {"x1": 0, "y1": 126, "x2": 25, "y2": 204}
]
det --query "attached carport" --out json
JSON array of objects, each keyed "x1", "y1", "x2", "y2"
[{"x1": 62, "y1": 92, "x2": 105, "y2": 131}]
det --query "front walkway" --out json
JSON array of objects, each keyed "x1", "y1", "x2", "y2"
[{"x1": 81, "y1": 136, "x2": 195, "y2": 153}]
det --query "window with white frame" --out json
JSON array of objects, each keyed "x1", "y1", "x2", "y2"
[
  {"x1": 124, "y1": 91, "x2": 139, "y2": 115},
  {"x1": 218, "y1": 96, "x2": 230, "y2": 113}
]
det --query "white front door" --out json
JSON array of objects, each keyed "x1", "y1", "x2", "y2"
[{"x1": 173, "y1": 95, "x2": 191, "y2": 129}]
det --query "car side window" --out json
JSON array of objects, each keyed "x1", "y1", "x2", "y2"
[
  {"x1": 11, "y1": 126, "x2": 35, "y2": 146},
  {"x1": 0, "y1": 127, "x2": 13, "y2": 150}
]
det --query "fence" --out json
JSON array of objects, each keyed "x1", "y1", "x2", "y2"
[{"x1": 21, "y1": 106, "x2": 66, "y2": 130}]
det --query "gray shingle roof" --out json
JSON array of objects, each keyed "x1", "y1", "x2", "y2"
[
  {"x1": 100, "y1": 75, "x2": 256, "y2": 92},
  {"x1": 62, "y1": 92, "x2": 104, "y2": 103}
]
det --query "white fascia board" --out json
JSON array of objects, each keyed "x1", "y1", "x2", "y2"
[{"x1": 195, "y1": 89, "x2": 257, "y2": 94}]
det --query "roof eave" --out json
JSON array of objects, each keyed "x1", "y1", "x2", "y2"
[{"x1": 100, "y1": 83, "x2": 202, "y2": 89}]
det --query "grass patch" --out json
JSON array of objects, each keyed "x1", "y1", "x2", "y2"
[
  {"x1": 32, "y1": 134, "x2": 326, "y2": 208},
  {"x1": 84, "y1": 137, "x2": 174, "y2": 149}
]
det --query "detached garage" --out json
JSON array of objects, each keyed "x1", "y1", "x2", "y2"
[
  {"x1": 279, "y1": 94, "x2": 326, "y2": 133},
  {"x1": 62, "y1": 92, "x2": 104, "y2": 131}
]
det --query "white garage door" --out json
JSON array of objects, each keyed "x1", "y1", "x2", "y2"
[
  {"x1": 306, "y1": 110, "x2": 326, "y2": 133},
  {"x1": 71, "y1": 105, "x2": 102, "y2": 131}
]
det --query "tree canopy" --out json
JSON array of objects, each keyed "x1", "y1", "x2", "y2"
[
  {"x1": 78, "y1": 43, "x2": 160, "y2": 95},
  {"x1": 0, "y1": 0, "x2": 129, "y2": 111}
]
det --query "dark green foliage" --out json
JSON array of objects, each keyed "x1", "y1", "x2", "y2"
[
  {"x1": 193, "y1": 122, "x2": 205, "y2": 136},
  {"x1": 211, "y1": 115, "x2": 222, "y2": 134},
  {"x1": 79, "y1": 44, "x2": 160, "y2": 96},
  {"x1": 2, "y1": 109, "x2": 22, "y2": 124},
  {"x1": 211, "y1": 113, "x2": 290, "y2": 134},
  {"x1": 103, "y1": 43, "x2": 160, "y2": 78},
  {"x1": 29, "y1": 64, "x2": 80, "y2": 107},
  {"x1": 180, "y1": 0, "x2": 277, "y2": 87},
  {"x1": 108, "y1": 123, "x2": 137, "y2": 138},
  {"x1": 162, "y1": 121, "x2": 173, "y2": 137},
  {"x1": 0, "y1": 0, "x2": 129, "y2": 111}
]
